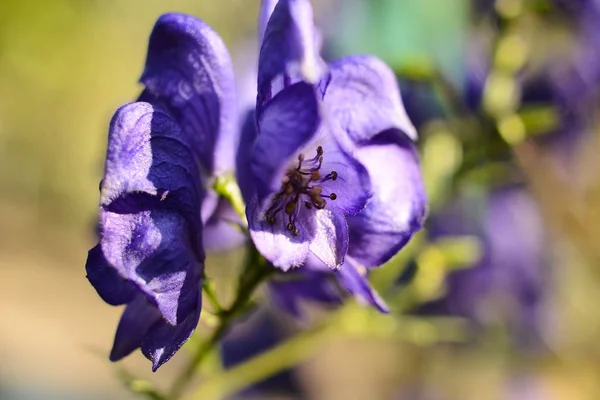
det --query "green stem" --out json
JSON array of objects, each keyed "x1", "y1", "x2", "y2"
[
  {"x1": 169, "y1": 246, "x2": 271, "y2": 399},
  {"x1": 185, "y1": 323, "x2": 333, "y2": 400}
]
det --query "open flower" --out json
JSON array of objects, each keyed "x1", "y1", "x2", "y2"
[{"x1": 249, "y1": 1, "x2": 427, "y2": 312}]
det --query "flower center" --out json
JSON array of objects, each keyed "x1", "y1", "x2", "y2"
[{"x1": 265, "y1": 146, "x2": 338, "y2": 236}]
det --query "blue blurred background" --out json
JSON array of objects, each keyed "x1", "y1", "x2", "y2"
[{"x1": 1, "y1": 0, "x2": 599, "y2": 399}]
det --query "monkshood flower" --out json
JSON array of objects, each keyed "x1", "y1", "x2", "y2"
[
  {"x1": 86, "y1": 102, "x2": 205, "y2": 371},
  {"x1": 138, "y1": 13, "x2": 244, "y2": 252},
  {"x1": 415, "y1": 187, "x2": 546, "y2": 347},
  {"x1": 86, "y1": 14, "x2": 240, "y2": 370},
  {"x1": 243, "y1": 0, "x2": 426, "y2": 312}
]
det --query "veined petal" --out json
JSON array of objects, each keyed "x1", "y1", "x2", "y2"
[
  {"x1": 251, "y1": 81, "x2": 320, "y2": 202},
  {"x1": 323, "y1": 55, "x2": 417, "y2": 143},
  {"x1": 336, "y1": 258, "x2": 389, "y2": 313},
  {"x1": 91, "y1": 102, "x2": 204, "y2": 326},
  {"x1": 308, "y1": 208, "x2": 348, "y2": 269},
  {"x1": 100, "y1": 102, "x2": 203, "y2": 225},
  {"x1": 347, "y1": 132, "x2": 427, "y2": 268},
  {"x1": 140, "y1": 13, "x2": 238, "y2": 175},
  {"x1": 142, "y1": 293, "x2": 202, "y2": 371},
  {"x1": 258, "y1": 0, "x2": 326, "y2": 111},
  {"x1": 100, "y1": 209, "x2": 202, "y2": 326},
  {"x1": 110, "y1": 295, "x2": 162, "y2": 362}
]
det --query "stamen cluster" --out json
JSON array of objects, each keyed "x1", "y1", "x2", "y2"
[{"x1": 265, "y1": 146, "x2": 338, "y2": 235}]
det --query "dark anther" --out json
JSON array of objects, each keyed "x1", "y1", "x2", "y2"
[
  {"x1": 286, "y1": 222, "x2": 295, "y2": 232},
  {"x1": 330, "y1": 171, "x2": 337, "y2": 180},
  {"x1": 298, "y1": 153, "x2": 305, "y2": 162},
  {"x1": 305, "y1": 202, "x2": 313, "y2": 209},
  {"x1": 329, "y1": 193, "x2": 337, "y2": 200},
  {"x1": 266, "y1": 215, "x2": 276, "y2": 224},
  {"x1": 316, "y1": 146, "x2": 323, "y2": 156}
]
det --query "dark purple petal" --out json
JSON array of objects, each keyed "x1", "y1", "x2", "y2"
[
  {"x1": 347, "y1": 132, "x2": 427, "y2": 268},
  {"x1": 236, "y1": 110, "x2": 258, "y2": 203},
  {"x1": 336, "y1": 259, "x2": 389, "y2": 313},
  {"x1": 251, "y1": 81, "x2": 320, "y2": 202},
  {"x1": 142, "y1": 293, "x2": 202, "y2": 371},
  {"x1": 268, "y1": 271, "x2": 343, "y2": 317},
  {"x1": 110, "y1": 295, "x2": 162, "y2": 362},
  {"x1": 140, "y1": 13, "x2": 238, "y2": 175},
  {"x1": 309, "y1": 208, "x2": 348, "y2": 269},
  {"x1": 258, "y1": 0, "x2": 326, "y2": 111},
  {"x1": 323, "y1": 55, "x2": 417, "y2": 144},
  {"x1": 86, "y1": 244, "x2": 136, "y2": 306}
]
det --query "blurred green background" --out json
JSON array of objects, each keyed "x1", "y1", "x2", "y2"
[{"x1": 1, "y1": 0, "x2": 600, "y2": 399}]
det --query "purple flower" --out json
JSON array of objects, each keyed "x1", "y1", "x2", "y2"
[
  {"x1": 416, "y1": 187, "x2": 546, "y2": 347},
  {"x1": 241, "y1": 0, "x2": 424, "y2": 274},
  {"x1": 248, "y1": 1, "x2": 426, "y2": 312},
  {"x1": 86, "y1": 102, "x2": 205, "y2": 371},
  {"x1": 86, "y1": 13, "x2": 240, "y2": 370},
  {"x1": 139, "y1": 13, "x2": 244, "y2": 252}
]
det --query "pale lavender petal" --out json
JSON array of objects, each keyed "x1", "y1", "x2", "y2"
[
  {"x1": 140, "y1": 13, "x2": 238, "y2": 175},
  {"x1": 247, "y1": 193, "x2": 312, "y2": 271},
  {"x1": 323, "y1": 55, "x2": 417, "y2": 144},
  {"x1": 347, "y1": 132, "x2": 427, "y2": 268},
  {"x1": 308, "y1": 208, "x2": 348, "y2": 269}
]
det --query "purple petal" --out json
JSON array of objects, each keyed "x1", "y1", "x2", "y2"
[
  {"x1": 258, "y1": 0, "x2": 326, "y2": 111},
  {"x1": 347, "y1": 132, "x2": 427, "y2": 268},
  {"x1": 110, "y1": 295, "x2": 162, "y2": 362},
  {"x1": 142, "y1": 293, "x2": 202, "y2": 371},
  {"x1": 336, "y1": 259, "x2": 389, "y2": 313},
  {"x1": 259, "y1": 0, "x2": 279, "y2": 43},
  {"x1": 101, "y1": 102, "x2": 203, "y2": 225},
  {"x1": 323, "y1": 55, "x2": 417, "y2": 144},
  {"x1": 140, "y1": 13, "x2": 238, "y2": 175},
  {"x1": 247, "y1": 193, "x2": 311, "y2": 271},
  {"x1": 309, "y1": 208, "x2": 348, "y2": 269},
  {"x1": 251, "y1": 81, "x2": 320, "y2": 202},
  {"x1": 236, "y1": 110, "x2": 258, "y2": 203},
  {"x1": 86, "y1": 244, "x2": 137, "y2": 306},
  {"x1": 268, "y1": 271, "x2": 343, "y2": 317},
  {"x1": 100, "y1": 209, "x2": 202, "y2": 326},
  {"x1": 314, "y1": 139, "x2": 372, "y2": 215}
]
